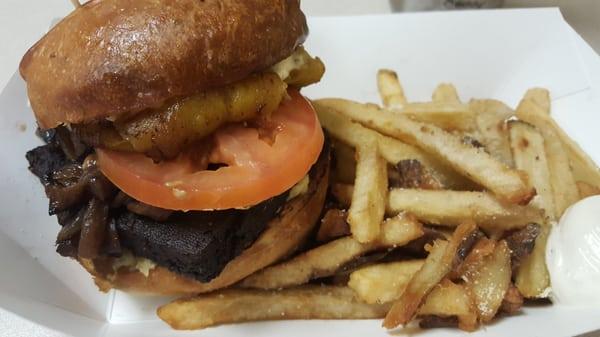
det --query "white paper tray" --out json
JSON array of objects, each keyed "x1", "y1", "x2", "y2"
[{"x1": 1, "y1": 8, "x2": 599, "y2": 337}]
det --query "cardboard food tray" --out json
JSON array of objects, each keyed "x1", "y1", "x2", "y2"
[{"x1": 1, "y1": 8, "x2": 599, "y2": 337}]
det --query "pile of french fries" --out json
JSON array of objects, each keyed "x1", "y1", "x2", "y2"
[{"x1": 158, "y1": 70, "x2": 600, "y2": 331}]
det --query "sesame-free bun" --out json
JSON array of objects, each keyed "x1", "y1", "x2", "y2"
[{"x1": 20, "y1": 0, "x2": 307, "y2": 129}]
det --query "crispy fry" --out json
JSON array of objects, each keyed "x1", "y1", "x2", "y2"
[
  {"x1": 316, "y1": 209, "x2": 350, "y2": 242},
  {"x1": 523, "y1": 88, "x2": 550, "y2": 114},
  {"x1": 509, "y1": 121, "x2": 556, "y2": 220},
  {"x1": 517, "y1": 95, "x2": 600, "y2": 187},
  {"x1": 418, "y1": 279, "x2": 478, "y2": 331},
  {"x1": 316, "y1": 99, "x2": 534, "y2": 204},
  {"x1": 387, "y1": 189, "x2": 543, "y2": 230},
  {"x1": 469, "y1": 99, "x2": 514, "y2": 167},
  {"x1": 516, "y1": 99, "x2": 579, "y2": 216},
  {"x1": 500, "y1": 285, "x2": 524, "y2": 315},
  {"x1": 515, "y1": 224, "x2": 550, "y2": 298},
  {"x1": 241, "y1": 213, "x2": 423, "y2": 290},
  {"x1": 465, "y1": 240, "x2": 511, "y2": 322},
  {"x1": 451, "y1": 237, "x2": 496, "y2": 281},
  {"x1": 158, "y1": 286, "x2": 391, "y2": 330},
  {"x1": 348, "y1": 260, "x2": 425, "y2": 304},
  {"x1": 396, "y1": 102, "x2": 475, "y2": 131},
  {"x1": 432, "y1": 83, "x2": 460, "y2": 103},
  {"x1": 315, "y1": 102, "x2": 471, "y2": 189},
  {"x1": 377, "y1": 69, "x2": 406, "y2": 108},
  {"x1": 334, "y1": 186, "x2": 543, "y2": 230},
  {"x1": 347, "y1": 142, "x2": 388, "y2": 243},
  {"x1": 577, "y1": 181, "x2": 600, "y2": 198},
  {"x1": 383, "y1": 222, "x2": 477, "y2": 328}
]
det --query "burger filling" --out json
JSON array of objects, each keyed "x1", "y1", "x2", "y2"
[{"x1": 25, "y1": 47, "x2": 327, "y2": 283}]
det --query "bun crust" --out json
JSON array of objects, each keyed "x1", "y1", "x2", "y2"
[
  {"x1": 20, "y1": 0, "x2": 307, "y2": 129},
  {"x1": 81, "y1": 149, "x2": 329, "y2": 295}
]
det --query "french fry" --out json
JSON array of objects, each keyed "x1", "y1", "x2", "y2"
[
  {"x1": 377, "y1": 69, "x2": 406, "y2": 108},
  {"x1": 516, "y1": 99, "x2": 579, "y2": 216},
  {"x1": 348, "y1": 141, "x2": 388, "y2": 243},
  {"x1": 383, "y1": 222, "x2": 477, "y2": 328},
  {"x1": 515, "y1": 224, "x2": 550, "y2": 298},
  {"x1": 469, "y1": 99, "x2": 514, "y2": 167},
  {"x1": 315, "y1": 102, "x2": 471, "y2": 189},
  {"x1": 465, "y1": 240, "x2": 511, "y2": 322},
  {"x1": 316, "y1": 209, "x2": 350, "y2": 242},
  {"x1": 418, "y1": 279, "x2": 478, "y2": 331},
  {"x1": 518, "y1": 91, "x2": 600, "y2": 187},
  {"x1": 432, "y1": 83, "x2": 460, "y2": 103},
  {"x1": 316, "y1": 99, "x2": 535, "y2": 204},
  {"x1": 509, "y1": 121, "x2": 556, "y2": 220},
  {"x1": 348, "y1": 260, "x2": 424, "y2": 304},
  {"x1": 396, "y1": 102, "x2": 475, "y2": 131},
  {"x1": 500, "y1": 285, "x2": 524, "y2": 315},
  {"x1": 577, "y1": 181, "x2": 600, "y2": 198},
  {"x1": 334, "y1": 186, "x2": 543, "y2": 230},
  {"x1": 241, "y1": 213, "x2": 423, "y2": 290},
  {"x1": 523, "y1": 88, "x2": 550, "y2": 114},
  {"x1": 388, "y1": 189, "x2": 543, "y2": 230},
  {"x1": 450, "y1": 237, "x2": 496, "y2": 281},
  {"x1": 158, "y1": 286, "x2": 391, "y2": 330}
]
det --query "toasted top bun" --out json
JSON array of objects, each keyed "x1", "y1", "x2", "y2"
[
  {"x1": 20, "y1": 0, "x2": 307, "y2": 129},
  {"x1": 80, "y1": 147, "x2": 329, "y2": 295}
]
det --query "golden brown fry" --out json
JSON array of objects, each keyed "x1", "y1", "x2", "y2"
[
  {"x1": 397, "y1": 102, "x2": 475, "y2": 131},
  {"x1": 515, "y1": 224, "x2": 550, "y2": 298},
  {"x1": 316, "y1": 99, "x2": 534, "y2": 204},
  {"x1": 418, "y1": 279, "x2": 478, "y2": 331},
  {"x1": 383, "y1": 222, "x2": 477, "y2": 328},
  {"x1": 469, "y1": 99, "x2": 514, "y2": 167},
  {"x1": 523, "y1": 88, "x2": 550, "y2": 114},
  {"x1": 348, "y1": 142, "x2": 388, "y2": 243},
  {"x1": 387, "y1": 189, "x2": 543, "y2": 230},
  {"x1": 577, "y1": 181, "x2": 600, "y2": 199},
  {"x1": 315, "y1": 102, "x2": 471, "y2": 189},
  {"x1": 377, "y1": 69, "x2": 407, "y2": 108},
  {"x1": 432, "y1": 83, "x2": 460, "y2": 103},
  {"x1": 334, "y1": 186, "x2": 543, "y2": 230},
  {"x1": 516, "y1": 99, "x2": 579, "y2": 216},
  {"x1": 158, "y1": 286, "x2": 391, "y2": 330},
  {"x1": 465, "y1": 240, "x2": 511, "y2": 322},
  {"x1": 316, "y1": 209, "x2": 350, "y2": 242},
  {"x1": 241, "y1": 213, "x2": 423, "y2": 290},
  {"x1": 509, "y1": 121, "x2": 556, "y2": 221},
  {"x1": 450, "y1": 237, "x2": 496, "y2": 281},
  {"x1": 516, "y1": 94, "x2": 600, "y2": 187},
  {"x1": 500, "y1": 285, "x2": 524, "y2": 315},
  {"x1": 348, "y1": 260, "x2": 425, "y2": 304}
]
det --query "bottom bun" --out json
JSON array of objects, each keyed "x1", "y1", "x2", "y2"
[{"x1": 80, "y1": 149, "x2": 329, "y2": 295}]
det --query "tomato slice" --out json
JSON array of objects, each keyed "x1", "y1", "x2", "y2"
[{"x1": 96, "y1": 90, "x2": 324, "y2": 211}]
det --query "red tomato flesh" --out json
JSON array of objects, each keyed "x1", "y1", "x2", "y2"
[{"x1": 96, "y1": 90, "x2": 324, "y2": 211}]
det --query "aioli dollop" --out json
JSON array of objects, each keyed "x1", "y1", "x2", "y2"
[{"x1": 546, "y1": 195, "x2": 600, "y2": 305}]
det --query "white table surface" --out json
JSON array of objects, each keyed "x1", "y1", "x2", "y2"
[{"x1": 1, "y1": 1, "x2": 599, "y2": 337}]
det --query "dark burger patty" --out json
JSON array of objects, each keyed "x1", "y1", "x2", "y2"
[{"x1": 26, "y1": 127, "x2": 327, "y2": 282}]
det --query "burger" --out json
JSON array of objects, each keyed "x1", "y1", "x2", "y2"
[{"x1": 21, "y1": 0, "x2": 329, "y2": 294}]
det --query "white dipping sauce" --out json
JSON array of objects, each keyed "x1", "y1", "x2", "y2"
[{"x1": 546, "y1": 195, "x2": 600, "y2": 305}]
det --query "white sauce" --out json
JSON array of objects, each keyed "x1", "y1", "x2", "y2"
[{"x1": 546, "y1": 195, "x2": 600, "y2": 305}]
